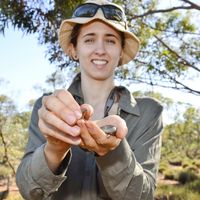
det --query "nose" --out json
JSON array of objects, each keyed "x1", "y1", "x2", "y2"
[{"x1": 94, "y1": 40, "x2": 106, "y2": 56}]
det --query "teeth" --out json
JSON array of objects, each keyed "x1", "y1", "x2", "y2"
[{"x1": 92, "y1": 60, "x2": 107, "y2": 65}]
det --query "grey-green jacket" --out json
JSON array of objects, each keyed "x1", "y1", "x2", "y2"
[{"x1": 16, "y1": 74, "x2": 163, "y2": 200}]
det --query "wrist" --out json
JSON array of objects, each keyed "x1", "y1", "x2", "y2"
[{"x1": 44, "y1": 142, "x2": 71, "y2": 173}]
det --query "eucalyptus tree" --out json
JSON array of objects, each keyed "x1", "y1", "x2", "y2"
[{"x1": 0, "y1": 0, "x2": 199, "y2": 94}]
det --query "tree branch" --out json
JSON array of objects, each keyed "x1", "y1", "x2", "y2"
[
  {"x1": 126, "y1": 75, "x2": 197, "y2": 94},
  {"x1": 181, "y1": 0, "x2": 200, "y2": 10},
  {"x1": 140, "y1": 21, "x2": 200, "y2": 36},
  {"x1": 0, "y1": 131, "x2": 16, "y2": 175},
  {"x1": 152, "y1": 66, "x2": 200, "y2": 95},
  {"x1": 131, "y1": 5, "x2": 197, "y2": 19},
  {"x1": 132, "y1": 58, "x2": 200, "y2": 95},
  {"x1": 154, "y1": 35, "x2": 200, "y2": 73}
]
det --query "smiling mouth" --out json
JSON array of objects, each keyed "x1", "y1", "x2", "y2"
[{"x1": 92, "y1": 59, "x2": 108, "y2": 65}]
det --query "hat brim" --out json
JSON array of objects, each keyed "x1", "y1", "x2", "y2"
[{"x1": 59, "y1": 16, "x2": 140, "y2": 65}]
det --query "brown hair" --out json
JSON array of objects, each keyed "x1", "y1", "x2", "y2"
[{"x1": 70, "y1": 24, "x2": 82, "y2": 47}]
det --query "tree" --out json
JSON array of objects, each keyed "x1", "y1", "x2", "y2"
[
  {"x1": 33, "y1": 68, "x2": 78, "y2": 93},
  {"x1": 0, "y1": 94, "x2": 30, "y2": 176},
  {"x1": 162, "y1": 106, "x2": 200, "y2": 160},
  {"x1": 0, "y1": 0, "x2": 199, "y2": 95},
  {"x1": 0, "y1": 94, "x2": 17, "y2": 175}
]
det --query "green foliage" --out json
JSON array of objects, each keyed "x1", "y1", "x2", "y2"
[
  {"x1": 163, "y1": 168, "x2": 181, "y2": 181},
  {"x1": 155, "y1": 184, "x2": 200, "y2": 200},
  {"x1": 193, "y1": 159, "x2": 200, "y2": 168},
  {"x1": 161, "y1": 106, "x2": 200, "y2": 161},
  {"x1": 168, "y1": 158, "x2": 182, "y2": 166},
  {"x1": 0, "y1": 95, "x2": 16, "y2": 116},
  {"x1": 158, "y1": 162, "x2": 169, "y2": 174},
  {"x1": 188, "y1": 179, "x2": 200, "y2": 194},
  {"x1": 0, "y1": 93, "x2": 29, "y2": 176},
  {"x1": 1, "y1": 0, "x2": 200, "y2": 94},
  {"x1": 163, "y1": 169, "x2": 176, "y2": 180},
  {"x1": 0, "y1": 117, "x2": 28, "y2": 173},
  {"x1": 182, "y1": 159, "x2": 193, "y2": 168},
  {"x1": 0, "y1": 164, "x2": 10, "y2": 178}
]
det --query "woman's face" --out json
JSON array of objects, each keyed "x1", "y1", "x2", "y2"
[{"x1": 72, "y1": 20, "x2": 123, "y2": 81}]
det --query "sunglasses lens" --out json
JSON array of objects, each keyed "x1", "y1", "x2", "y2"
[
  {"x1": 72, "y1": 3, "x2": 126, "y2": 23},
  {"x1": 73, "y1": 4, "x2": 97, "y2": 18},
  {"x1": 102, "y1": 5, "x2": 124, "y2": 21}
]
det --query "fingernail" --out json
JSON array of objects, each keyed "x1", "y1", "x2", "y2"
[
  {"x1": 74, "y1": 110, "x2": 82, "y2": 119},
  {"x1": 66, "y1": 114, "x2": 76, "y2": 124}
]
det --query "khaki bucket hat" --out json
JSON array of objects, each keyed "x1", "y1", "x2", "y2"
[{"x1": 59, "y1": 0, "x2": 140, "y2": 65}]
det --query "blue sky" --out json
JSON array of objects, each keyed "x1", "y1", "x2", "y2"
[
  {"x1": 0, "y1": 25, "x2": 199, "y2": 117},
  {"x1": 0, "y1": 28, "x2": 55, "y2": 109}
]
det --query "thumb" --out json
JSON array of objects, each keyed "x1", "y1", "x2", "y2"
[{"x1": 80, "y1": 104, "x2": 94, "y2": 120}]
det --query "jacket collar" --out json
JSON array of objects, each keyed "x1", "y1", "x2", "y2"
[
  {"x1": 117, "y1": 86, "x2": 140, "y2": 116},
  {"x1": 68, "y1": 73, "x2": 140, "y2": 116}
]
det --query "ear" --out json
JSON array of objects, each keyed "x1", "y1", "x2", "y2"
[
  {"x1": 118, "y1": 51, "x2": 124, "y2": 66},
  {"x1": 68, "y1": 43, "x2": 79, "y2": 61},
  {"x1": 120, "y1": 50, "x2": 124, "y2": 60}
]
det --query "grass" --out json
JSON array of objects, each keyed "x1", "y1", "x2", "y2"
[
  {"x1": 155, "y1": 185, "x2": 200, "y2": 200},
  {"x1": 155, "y1": 174, "x2": 200, "y2": 200},
  {"x1": 155, "y1": 184, "x2": 200, "y2": 200}
]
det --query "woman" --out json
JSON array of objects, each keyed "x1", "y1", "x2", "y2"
[{"x1": 16, "y1": 0, "x2": 163, "y2": 199}]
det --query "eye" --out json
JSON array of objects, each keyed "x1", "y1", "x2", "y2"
[
  {"x1": 84, "y1": 38, "x2": 94, "y2": 43},
  {"x1": 106, "y1": 39, "x2": 116, "y2": 44}
]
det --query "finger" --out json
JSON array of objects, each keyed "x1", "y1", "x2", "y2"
[
  {"x1": 80, "y1": 104, "x2": 94, "y2": 120},
  {"x1": 54, "y1": 89, "x2": 82, "y2": 118},
  {"x1": 77, "y1": 119, "x2": 97, "y2": 149},
  {"x1": 38, "y1": 118, "x2": 81, "y2": 145},
  {"x1": 42, "y1": 94, "x2": 80, "y2": 125},
  {"x1": 95, "y1": 115, "x2": 128, "y2": 139},
  {"x1": 85, "y1": 121, "x2": 109, "y2": 145},
  {"x1": 85, "y1": 121, "x2": 120, "y2": 149},
  {"x1": 38, "y1": 107, "x2": 80, "y2": 136}
]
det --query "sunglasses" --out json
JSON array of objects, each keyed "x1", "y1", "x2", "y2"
[{"x1": 72, "y1": 3, "x2": 127, "y2": 23}]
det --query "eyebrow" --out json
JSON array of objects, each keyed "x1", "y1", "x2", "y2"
[{"x1": 82, "y1": 33, "x2": 120, "y2": 40}]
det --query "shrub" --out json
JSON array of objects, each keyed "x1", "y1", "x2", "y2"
[
  {"x1": 187, "y1": 179, "x2": 200, "y2": 193},
  {"x1": 163, "y1": 167, "x2": 182, "y2": 181},
  {"x1": 178, "y1": 170, "x2": 199, "y2": 184},
  {"x1": 155, "y1": 184, "x2": 200, "y2": 200},
  {"x1": 192, "y1": 159, "x2": 200, "y2": 168},
  {"x1": 159, "y1": 162, "x2": 169, "y2": 174},
  {"x1": 182, "y1": 159, "x2": 192, "y2": 168},
  {"x1": 168, "y1": 158, "x2": 182, "y2": 166},
  {"x1": 0, "y1": 165, "x2": 11, "y2": 178},
  {"x1": 163, "y1": 169, "x2": 176, "y2": 180},
  {"x1": 185, "y1": 165, "x2": 199, "y2": 173}
]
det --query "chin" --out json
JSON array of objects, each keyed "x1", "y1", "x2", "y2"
[{"x1": 93, "y1": 73, "x2": 113, "y2": 81}]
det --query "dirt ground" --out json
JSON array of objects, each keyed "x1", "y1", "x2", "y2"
[{"x1": 0, "y1": 177, "x2": 19, "y2": 193}]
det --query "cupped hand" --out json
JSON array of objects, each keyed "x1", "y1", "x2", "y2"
[{"x1": 78, "y1": 115, "x2": 128, "y2": 156}]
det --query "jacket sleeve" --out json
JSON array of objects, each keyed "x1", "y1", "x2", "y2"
[
  {"x1": 96, "y1": 98, "x2": 163, "y2": 200},
  {"x1": 16, "y1": 97, "x2": 70, "y2": 200}
]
